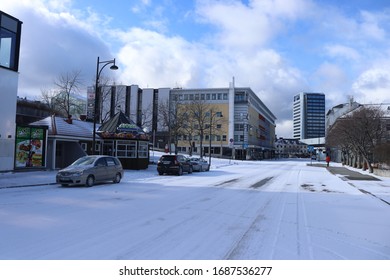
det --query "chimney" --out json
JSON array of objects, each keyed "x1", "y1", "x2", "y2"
[{"x1": 65, "y1": 115, "x2": 73, "y2": 124}]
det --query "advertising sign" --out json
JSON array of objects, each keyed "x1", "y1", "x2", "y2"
[{"x1": 14, "y1": 125, "x2": 47, "y2": 169}]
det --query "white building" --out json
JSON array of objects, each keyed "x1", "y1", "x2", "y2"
[
  {"x1": 0, "y1": 11, "x2": 22, "y2": 171},
  {"x1": 293, "y1": 92, "x2": 326, "y2": 146}
]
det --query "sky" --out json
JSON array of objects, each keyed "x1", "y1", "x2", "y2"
[{"x1": 2, "y1": 0, "x2": 390, "y2": 137}]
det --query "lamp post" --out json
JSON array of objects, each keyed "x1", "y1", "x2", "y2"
[
  {"x1": 209, "y1": 109, "x2": 213, "y2": 168},
  {"x1": 92, "y1": 56, "x2": 118, "y2": 155}
]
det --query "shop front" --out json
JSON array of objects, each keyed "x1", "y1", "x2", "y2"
[
  {"x1": 97, "y1": 112, "x2": 150, "y2": 169},
  {"x1": 14, "y1": 125, "x2": 48, "y2": 169}
]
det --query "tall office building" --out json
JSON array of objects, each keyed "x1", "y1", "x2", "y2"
[{"x1": 293, "y1": 92, "x2": 325, "y2": 141}]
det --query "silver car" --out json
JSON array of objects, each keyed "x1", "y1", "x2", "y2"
[
  {"x1": 189, "y1": 157, "x2": 210, "y2": 172},
  {"x1": 56, "y1": 155, "x2": 124, "y2": 187}
]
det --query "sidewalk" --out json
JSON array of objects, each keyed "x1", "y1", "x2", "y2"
[
  {"x1": 309, "y1": 163, "x2": 381, "y2": 181},
  {"x1": 0, "y1": 170, "x2": 57, "y2": 189},
  {"x1": 327, "y1": 166, "x2": 381, "y2": 181}
]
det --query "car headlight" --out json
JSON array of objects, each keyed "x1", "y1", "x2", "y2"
[{"x1": 71, "y1": 171, "x2": 84, "y2": 176}]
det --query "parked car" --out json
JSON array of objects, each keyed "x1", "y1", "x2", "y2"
[
  {"x1": 157, "y1": 154, "x2": 193, "y2": 175},
  {"x1": 56, "y1": 155, "x2": 124, "y2": 187},
  {"x1": 189, "y1": 157, "x2": 210, "y2": 172}
]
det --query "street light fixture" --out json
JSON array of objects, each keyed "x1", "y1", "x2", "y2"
[{"x1": 92, "y1": 56, "x2": 118, "y2": 155}]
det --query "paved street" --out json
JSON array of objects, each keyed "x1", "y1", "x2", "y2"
[{"x1": 1, "y1": 159, "x2": 389, "y2": 260}]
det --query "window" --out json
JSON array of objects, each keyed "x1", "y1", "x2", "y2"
[
  {"x1": 95, "y1": 158, "x2": 107, "y2": 167},
  {"x1": 106, "y1": 157, "x2": 117, "y2": 166},
  {"x1": 138, "y1": 141, "x2": 148, "y2": 158},
  {"x1": 80, "y1": 142, "x2": 87, "y2": 151},
  {"x1": 216, "y1": 124, "x2": 222, "y2": 129},
  {"x1": 216, "y1": 112, "x2": 223, "y2": 117},
  {"x1": 0, "y1": 12, "x2": 22, "y2": 71},
  {"x1": 117, "y1": 140, "x2": 136, "y2": 158}
]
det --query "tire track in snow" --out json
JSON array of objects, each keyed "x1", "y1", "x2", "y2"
[
  {"x1": 296, "y1": 169, "x2": 314, "y2": 259},
  {"x1": 223, "y1": 165, "x2": 296, "y2": 259}
]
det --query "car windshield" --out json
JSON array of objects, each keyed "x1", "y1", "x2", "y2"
[{"x1": 71, "y1": 157, "x2": 96, "y2": 166}]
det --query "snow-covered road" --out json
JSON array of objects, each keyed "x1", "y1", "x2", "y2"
[{"x1": 1, "y1": 159, "x2": 389, "y2": 260}]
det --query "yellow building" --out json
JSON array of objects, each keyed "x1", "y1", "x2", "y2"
[{"x1": 170, "y1": 82, "x2": 277, "y2": 160}]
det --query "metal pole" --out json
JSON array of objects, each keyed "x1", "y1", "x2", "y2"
[
  {"x1": 92, "y1": 57, "x2": 118, "y2": 155},
  {"x1": 92, "y1": 56, "x2": 100, "y2": 155},
  {"x1": 209, "y1": 110, "x2": 212, "y2": 166}
]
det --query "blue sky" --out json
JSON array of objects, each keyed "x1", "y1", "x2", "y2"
[{"x1": 3, "y1": 0, "x2": 390, "y2": 137}]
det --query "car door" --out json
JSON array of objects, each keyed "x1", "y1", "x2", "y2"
[
  {"x1": 105, "y1": 157, "x2": 118, "y2": 179},
  {"x1": 181, "y1": 156, "x2": 190, "y2": 172},
  {"x1": 94, "y1": 158, "x2": 108, "y2": 182},
  {"x1": 176, "y1": 155, "x2": 185, "y2": 172}
]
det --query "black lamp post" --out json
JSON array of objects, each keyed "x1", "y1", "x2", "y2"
[{"x1": 92, "y1": 56, "x2": 118, "y2": 155}]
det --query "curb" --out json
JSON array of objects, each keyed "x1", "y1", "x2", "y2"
[{"x1": 0, "y1": 182, "x2": 58, "y2": 189}]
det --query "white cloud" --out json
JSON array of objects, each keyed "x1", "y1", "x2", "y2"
[
  {"x1": 2, "y1": 1, "x2": 115, "y2": 98},
  {"x1": 324, "y1": 44, "x2": 360, "y2": 61},
  {"x1": 352, "y1": 66, "x2": 390, "y2": 104},
  {"x1": 275, "y1": 119, "x2": 293, "y2": 138},
  {"x1": 195, "y1": 0, "x2": 313, "y2": 51},
  {"x1": 360, "y1": 11, "x2": 387, "y2": 41}
]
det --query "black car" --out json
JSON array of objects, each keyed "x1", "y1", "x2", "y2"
[{"x1": 157, "y1": 154, "x2": 193, "y2": 176}]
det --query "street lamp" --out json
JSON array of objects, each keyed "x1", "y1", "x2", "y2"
[{"x1": 92, "y1": 56, "x2": 118, "y2": 155}]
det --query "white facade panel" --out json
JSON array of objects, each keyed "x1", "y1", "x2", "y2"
[
  {"x1": 0, "y1": 68, "x2": 18, "y2": 171},
  {"x1": 157, "y1": 88, "x2": 170, "y2": 132},
  {"x1": 142, "y1": 88, "x2": 154, "y2": 132},
  {"x1": 129, "y1": 85, "x2": 139, "y2": 123}
]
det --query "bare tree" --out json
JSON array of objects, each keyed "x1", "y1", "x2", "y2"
[
  {"x1": 181, "y1": 98, "x2": 224, "y2": 158},
  {"x1": 157, "y1": 98, "x2": 186, "y2": 153},
  {"x1": 327, "y1": 106, "x2": 385, "y2": 173},
  {"x1": 41, "y1": 70, "x2": 84, "y2": 118},
  {"x1": 54, "y1": 70, "x2": 84, "y2": 117},
  {"x1": 40, "y1": 88, "x2": 64, "y2": 116}
]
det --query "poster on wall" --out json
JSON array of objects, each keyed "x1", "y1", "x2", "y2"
[{"x1": 14, "y1": 125, "x2": 47, "y2": 169}]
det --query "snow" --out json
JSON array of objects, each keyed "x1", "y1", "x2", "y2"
[{"x1": 0, "y1": 152, "x2": 389, "y2": 260}]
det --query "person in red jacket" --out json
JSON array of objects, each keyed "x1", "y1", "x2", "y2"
[{"x1": 326, "y1": 155, "x2": 331, "y2": 167}]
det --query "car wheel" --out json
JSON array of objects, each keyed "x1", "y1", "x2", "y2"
[
  {"x1": 177, "y1": 167, "x2": 183, "y2": 176},
  {"x1": 61, "y1": 184, "x2": 69, "y2": 187},
  {"x1": 189, "y1": 166, "x2": 193, "y2": 174},
  {"x1": 113, "y1": 173, "x2": 121, "y2": 183},
  {"x1": 85, "y1": 175, "x2": 95, "y2": 187},
  {"x1": 199, "y1": 165, "x2": 203, "y2": 172},
  {"x1": 158, "y1": 172, "x2": 163, "y2": 175}
]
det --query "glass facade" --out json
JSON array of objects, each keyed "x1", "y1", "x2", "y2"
[
  {"x1": 305, "y1": 94, "x2": 325, "y2": 138},
  {"x1": 0, "y1": 11, "x2": 22, "y2": 72},
  {"x1": 293, "y1": 92, "x2": 325, "y2": 140}
]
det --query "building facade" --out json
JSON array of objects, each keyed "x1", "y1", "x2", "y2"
[
  {"x1": 274, "y1": 138, "x2": 308, "y2": 158},
  {"x1": 0, "y1": 11, "x2": 22, "y2": 171},
  {"x1": 91, "y1": 81, "x2": 277, "y2": 160},
  {"x1": 171, "y1": 84, "x2": 276, "y2": 159},
  {"x1": 293, "y1": 92, "x2": 325, "y2": 145}
]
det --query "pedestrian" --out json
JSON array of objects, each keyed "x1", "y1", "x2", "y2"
[{"x1": 326, "y1": 155, "x2": 331, "y2": 167}]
